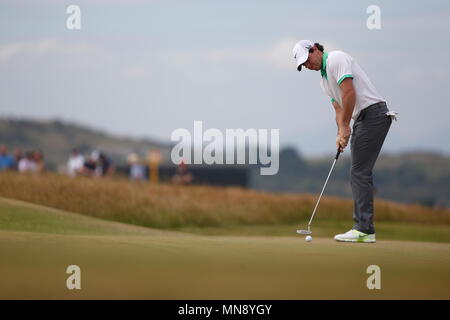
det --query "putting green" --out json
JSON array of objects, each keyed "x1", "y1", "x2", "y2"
[{"x1": 1, "y1": 198, "x2": 449, "y2": 299}]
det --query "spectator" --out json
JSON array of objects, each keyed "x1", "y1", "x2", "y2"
[
  {"x1": 81, "y1": 155, "x2": 97, "y2": 177},
  {"x1": 76, "y1": 150, "x2": 114, "y2": 178},
  {"x1": 88, "y1": 150, "x2": 114, "y2": 177},
  {"x1": 0, "y1": 145, "x2": 14, "y2": 171},
  {"x1": 18, "y1": 151, "x2": 37, "y2": 173},
  {"x1": 98, "y1": 152, "x2": 115, "y2": 176},
  {"x1": 127, "y1": 153, "x2": 145, "y2": 182},
  {"x1": 67, "y1": 149, "x2": 85, "y2": 176},
  {"x1": 34, "y1": 150, "x2": 45, "y2": 172},
  {"x1": 13, "y1": 148, "x2": 23, "y2": 170},
  {"x1": 172, "y1": 161, "x2": 193, "y2": 185}
]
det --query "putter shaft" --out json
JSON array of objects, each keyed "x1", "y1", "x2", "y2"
[
  {"x1": 307, "y1": 158, "x2": 338, "y2": 227},
  {"x1": 305, "y1": 149, "x2": 341, "y2": 230}
]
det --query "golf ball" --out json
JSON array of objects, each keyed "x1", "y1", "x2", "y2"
[{"x1": 305, "y1": 235, "x2": 312, "y2": 242}]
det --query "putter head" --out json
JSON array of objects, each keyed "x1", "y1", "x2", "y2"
[{"x1": 296, "y1": 229, "x2": 312, "y2": 235}]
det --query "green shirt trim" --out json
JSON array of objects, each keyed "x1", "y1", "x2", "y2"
[
  {"x1": 321, "y1": 52, "x2": 328, "y2": 79},
  {"x1": 337, "y1": 74, "x2": 353, "y2": 86}
]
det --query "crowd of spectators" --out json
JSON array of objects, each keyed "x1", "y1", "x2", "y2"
[
  {"x1": 2, "y1": 144, "x2": 192, "y2": 185},
  {"x1": 0, "y1": 145, "x2": 45, "y2": 173},
  {"x1": 67, "y1": 149, "x2": 115, "y2": 177},
  {"x1": 126, "y1": 152, "x2": 192, "y2": 184}
]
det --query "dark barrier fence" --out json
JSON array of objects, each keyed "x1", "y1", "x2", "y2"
[{"x1": 116, "y1": 164, "x2": 250, "y2": 188}]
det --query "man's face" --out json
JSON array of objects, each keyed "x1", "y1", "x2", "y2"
[{"x1": 302, "y1": 47, "x2": 323, "y2": 71}]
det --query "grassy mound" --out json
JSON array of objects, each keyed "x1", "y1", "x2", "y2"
[
  {"x1": 0, "y1": 197, "x2": 166, "y2": 236},
  {"x1": 1, "y1": 172, "x2": 449, "y2": 231}
]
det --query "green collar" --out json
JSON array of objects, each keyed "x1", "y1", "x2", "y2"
[{"x1": 321, "y1": 51, "x2": 328, "y2": 79}]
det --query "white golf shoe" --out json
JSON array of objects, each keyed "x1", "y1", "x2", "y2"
[{"x1": 334, "y1": 229, "x2": 376, "y2": 243}]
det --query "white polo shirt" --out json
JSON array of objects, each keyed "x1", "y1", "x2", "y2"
[{"x1": 319, "y1": 51, "x2": 385, "y2": 120}]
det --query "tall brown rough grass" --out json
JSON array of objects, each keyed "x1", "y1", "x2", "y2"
[{"x1": 1, "y1": 172, "x2": 449, "y2": 228}]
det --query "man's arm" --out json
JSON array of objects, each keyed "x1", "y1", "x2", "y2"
[
  {"x1": 339, "y1": 78, "x2": 356, "y2": 127},
  {"x1": 336, "y1": 78, "x2": 356, "y2": 151},
  {"x1": 332, "y1": 100, "x2": 344, "y2": 151},
  {"x1": 331, "y1": 99, "x2": 342, "y2": 132}
]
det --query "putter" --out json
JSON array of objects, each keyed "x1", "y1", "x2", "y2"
[{"x1": 296, "y1": 148, "x2": 342, "y2": 235}]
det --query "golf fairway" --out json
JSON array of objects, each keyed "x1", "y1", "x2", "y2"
[{"x1": 1, "y1": 198, "x2": 449, "y2": 299}]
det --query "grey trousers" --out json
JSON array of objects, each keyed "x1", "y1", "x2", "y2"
[{"x1": 350, "y1": 102, "x2": 392, "y2": 234}]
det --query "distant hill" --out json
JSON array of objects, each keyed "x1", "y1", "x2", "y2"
[
  {"x1": 250, "y1": 148, "x2": 450, "y2": 208},
  {"x1": 0, "y1": 118, "x2": 171, "y2": 170}
]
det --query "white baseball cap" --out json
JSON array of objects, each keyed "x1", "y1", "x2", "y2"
[{"x1": 292, "y1": 40, "x2": 314, "y2": 71}]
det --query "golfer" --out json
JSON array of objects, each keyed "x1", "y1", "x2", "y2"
[{"x1": 293, "y1": 40, "x2": 397, "y2": 243}]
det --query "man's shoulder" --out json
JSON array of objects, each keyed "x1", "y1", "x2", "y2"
[{"x1": 327, "y1": 50, "x2": 353, "y2": 65}]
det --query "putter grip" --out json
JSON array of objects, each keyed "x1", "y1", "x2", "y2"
[{"x1": 335, "y1": 149, "x2": 341, "y2": 160}]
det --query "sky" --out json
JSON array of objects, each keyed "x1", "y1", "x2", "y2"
[{"x1": 1, "y1": 0, "x2": 449, "y2": 157}]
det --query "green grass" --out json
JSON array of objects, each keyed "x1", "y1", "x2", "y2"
[
  {"x1": 0, "y1": 198, "x2": 160, "y2": 236},
  {"x1": 1, "y1": 197, "x2": 450, "y2": 299},
  {"x1": 175, "y1": 220, "x2": 450, "y2": 243},
  {"x1": 2, "y1": 197, "x2": 449, "y2": 243}
]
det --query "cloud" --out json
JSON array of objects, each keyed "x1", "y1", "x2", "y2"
[
  {"x1": 386, "y1": 12, "x2": 450, "y2": 33},
  {"x1": 0, "y1": 39, "x2": 101, "y2": 63},
  {"x1": 125, "y1": 66, "x2": 146, "y2": 77},
  {"x1": 204, "y1": 37, "x2": 301, "y2": 70},
  {"x1": 262, "y1": 37, "x2": 297, "y2": 70}
]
